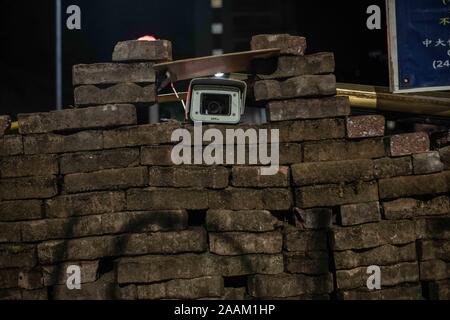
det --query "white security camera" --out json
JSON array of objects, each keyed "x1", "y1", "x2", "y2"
[{"x1": 187, "y1": 78, "x2": 247, "y2": 124}]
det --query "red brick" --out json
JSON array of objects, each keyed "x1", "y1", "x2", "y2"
[
  {"x1": 389, "y1": 132, "x2": 430, "y2": 157},
  {"x1": 346, "y1": 115, "x2": 385, "y2": 139}
]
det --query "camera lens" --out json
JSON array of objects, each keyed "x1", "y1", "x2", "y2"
[
  {"x1": 201, "y1": 93, "x2": 231, "y2": 116},
  {"x1": 206, "y1": 101, "x2": 222, "y2": 115}
]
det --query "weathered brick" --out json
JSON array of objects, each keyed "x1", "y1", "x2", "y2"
[
  {"x1": 52, "y1": 281, "x2": 117, "y2": 300},
  {"x1": 45, "y1": 191, "x2": 126, "y2": 218},
  {"x1": 0, "y1": 115, "x2": 11, "y2": 137},
  {"x1": 73, "y1": 63, "x2": 155, "y2": 85},
  {"x1": 427, "y1": 280, "x2": 450, "y2": 300},
  {"x1": 223, "y1": 288, "x2": 247, "y2": 300},
  {"x1": 331, "y1": 220, "x2": 416, "y2": 251},
  {"x1": 334, "y1": 243, "x2": 417, "y2": 270},
  {"x1": 373, "y1": 156, "x2": 412, "y2": 178},
  {"x1": 259, "y1": 52, "x2": 335, "y2": 79},
  {"x1": 266, "y1": 96, "x2": 349, "y2": 122},
  {"x1": 293, "y1": 208, "x2": 333, "y2": 230},
  {"x1": 60, "y1": 148, "x2": 140, "y2": 174},
  {"x1": 346, "y1": 115, "x2": 385, "y2": 139},
  {"x1": 141, "y1": 145, "x2": 174, "y2": 165},
  {"x1": 284, "y1": 251, "x2": 329, "y2": 275},
  {"x1": 112, "y1": 40, "x2": 172, "y2": 62},
  {"x1": 0, "y1": 176, "x2": 57, "y2": 200},
  {"x1": 279, "y1": 143, "x2": 302, "y2": 164},
  {"x1": 18, "y1": 105, "x2": 136, "y2": 135},
  {"x1": 218, "y1": 254, "x2": 283, "y2": 276},
  {"x1": 440, "y1": 146, "x2": 450, "y2": 170},
  {"x1": 0, "y1": 135, "x2": 23, "y2": 156},
  {"x1": 383, "y1": 196, "x2": 450, "y2": 220},
  {"x1": 103, "y1": 122, "x2": 179, "y2": 148},
  {"x1": 209, "y1": 188, "x2": 293, "y2": 211},
  {"x1": 248, "y1": 274, "x2": 332, "y2": 298},
  {"x1": 0, "y1": 154, "x2": 58, "y2": 178},
  {"x1": 251, "y1": 34, "x2": 307, "y2": 56},
  {"x1": 304, "y1": 138, "x2": 385, "y2": 162},
  {"x1": 389, "y1": 132, "x2": 430, "y2": 157},
  {"x1": 296, "y1": 181, "x2": 379, "y2": 208},
  {"x1": 418, "y1": 240, "x2": 450, "y2": 261},
  {"x1": 206, "y1": 210, "x2": 280, "y2": 232},
  {"x1": 74, "y1": 83, "x2": 156, "y2": 106},
  {"x1": 0, "y1": 288, "x2": 48, "y2": 300},
  {"x1": 254, "y1": 75, "x2": 336, "y2": 101},
  {"x1": 231, "y1": 166, "x2": 289, "y2": 187},
  {"x1": 64, "y1": 167, "x2": 148, "y2": 193},
  {"x1": 420, "y1": 260, "x2": 450, "y2": 281},
  {"x1": 127, "y1": 188, "x2": 209, "y2": 210},
  {"x1": 292, "y1": 159, "x2": 373, "y2": 186},
  {"x1": 18, "y1": 270, "x2": 43, "y2": 290},
  {"x1": 43, "y1": 261, "x2": 99, "y2": 286},
  {"x1": 416, "y1": 217, "x2": 450, "y2": 240},
  {"x1": 0, "y1": 200, "x2": 43, "y2": 221},
  {"x1": 339, "y1": 285, "x2": 422, "y2": 300},
  {"x1": 24, "y1": 131, "x2": 103, "y2": 155},
  {"x1": 149, "y1": 166, "x2": 229, "y2": 189},
  {"x1": 336, "y1": 262, "x2": 419, "y2": 290},
  {"x1": 137, "y1": 276, "x2": 223, "y2": 300},
  {"x1": 117, "y1": 253, "x2": 217, "y2": 284},
  {"x1": 276, "y1": 118, "x2": 345, "y2": 142},
  {"x1": 283, "y1": 228, "x2": 328, "y2": 252},
  {"x1": 339, "y1": 202, "x2": 381, "y2": 226},
  {"x1": 379, "y1": 172, "x2": 450, "y2": 199},
  {"x1": 0, "y1": 269, "x2": 20, "y2": 289},
  {"x1": 413, "y1": 151, "x2": 444, "y2": 174},
  {"x1": 0, "y1": 244, "x2": 37, "y2": 269},
  {"x1": 0, "y1": 222, "x2": 21, "y2": 242},
  {"x1": 209, "y1": 232, "x2": 282, "y2": 255}
]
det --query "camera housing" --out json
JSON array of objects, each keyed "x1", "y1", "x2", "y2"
[{"x1": 187, "y1": 78, "x2": 247, "y2": 124}]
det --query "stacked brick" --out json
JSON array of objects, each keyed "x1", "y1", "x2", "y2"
[{"x1": 0, "y1": 34, "x2": 449, "y2": 300}]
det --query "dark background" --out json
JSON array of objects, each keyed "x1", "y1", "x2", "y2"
[{"x1": 0, "y1": 0, "x2": 388, "y2": 119}]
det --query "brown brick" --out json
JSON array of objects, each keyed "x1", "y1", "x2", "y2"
[
  {"x1": 127, "y1": 188, "x2": 209, "y2": 211},
  {"x1": 248, "y1": 273, "x2": 332, "y2": 298},
  {"x1": 64, "y1": 167, "x2": 148, "y2": 193},
  {"x1": 0, "y1": 244, "x2": 37, "y2": 269},
  {"x1": 416, "y1": 217, "x2": 450, "y2": 240},
  {"x1": 254, "y1": 75, "x2": 336, "y2": 101},
  {"x1": 373, "y1": 156, "x2": 412, "y2": 178},
  {"x1": 251, "y1": 34, "x2": 307, "y2": 56},
  {"x1": 339, "y1": 202, "x2": 381, "y2": 226},
  {"x1": 206, "y1": 210, "x2": 280, "y2": 232},
  {"x1": 73, "y1": 63, "x2": 155, "y2": 85},
  {"x1": 0, "y1": 200, "x2": 43, "y2": 221},
  {"x1": 103, "y1": 122, "x2": 179, "y2": 148},
  {"x1": 279, "y1": 143, "x2": 302, "y2": 164},
  {"x1": 209, "y1": 231, "x2": 282, "y2": 255},
  {"x1": 413, "y1": 151, "x2": 444, "y2": 174},
  {"x1": 346, "y1": 115, "x2": 385, "y2": 139},
  {"x1": 440, "y1": 146, "x2": 450, "y2": 170},
  {"x1": 24, "y1": 131, "x2": 103, "y2": 155},
  {"x1": 18, "y1": 105, "x2": 136, "y2": 135},
  {"x1": 383, "y1": 196, "x2": 450, "y2": 220},
  {"x1": 331, "y1": 220, "x2": 416, "y2": 251},
  {"x1": 0, "y1": 154, "x2": 58, "y2": 178},
  {"x1": 137, "y1": 276, "x2": 223, "y2": 300},
  {"x1": 0, "y1": 269, "x2": 20, "y2": 289},
  {"x1": 336, "y1": 262, "x2": 419, "y2": 290},
  {"x1": 294, "y1": 208, "x2": 333, "y2": 230},
  {"x1": 389, "y1": 132, "x2": 430, "y2": 157},
  {"x1": 18, "y1": 270, "x2": 43, "y2": 290},
  {"x1": 43, "y1": 260, "x2": 99, "y2": 286},
  {"x1": 209, "y1": 188, "x2": 293, "y2": 211},
  {"x1": 334, "y1": 243, "x2": 417, "y2": 270},
  {"x1": 283, "y1": 228, "x2": 328, "y2": 252},
  {"x1": 379, "y1": 172, "x2": 450, "y2": 199},
  {"x1": 149, "y1": 166, "x2": 229, "y2": 189},
  {"x1": 0, "y1": 222, "x2": 21, "y2": 242},
  {"x1": 418, "y1": 240, "x2": 450, "y2": 261},
  {"x1": 0, "y1": 135, "x2": 23, "y2": 156},
  {"x1": 284, "y1": 251, "x2": 329, "y2": 275},
  {"x1": 296, "y1": 181, "x2": 379, "y2": 208},
  {"x1": 218, "y1": 254, "x2": 283, "y2": 276},
  {"x1": 427, "y1": 280, "x2": 450, "y2": 300},
  {"x1": 276, "y1": 118, "x2": 345, "y2": 142},
  {"x1": 420, "y1": 260, "x2": 450, "y2": 281},
  {"x1": 74, "y1": 83, "x2": 156, "y2": 106},
  {"x1": 231, "y1": 166, "x2": 289, "y2": 187},
  {"x1": 45, "y1": 191, "x2": 126, "y2": 218},
  {"x1": 141, "y1": 145, "x2": 174, "y2": 165},
  {"x1": 0, "y1": 116, "x2": 11, "y2": 137},
  {"x1": 52, "y1": 281, "x2": 117, "y2": 300},
  {"x1": 259, "y1": 52, "x2": 335, "y2": 79},
  {"x1": 266, "y1": 96, "x2": 349, "y2": 122},
  {"x1": 112, "y1": 40, "x2": 172, "y2": 62},
  {"x1": 292, "y1": 159, "x2": 373, "y2": 186},
  {"x1": 304, "y1": 138, "x2": 385, "y2": 162},
  {"x1": 60, "y1": 148, "x2": 140, "y2": 174},
  {"x1": 338, "y1": 284, "x2": 423, "y2": 300},
  {"x1": 0, "y1": 176, "x2": 58, "y2": 200}
]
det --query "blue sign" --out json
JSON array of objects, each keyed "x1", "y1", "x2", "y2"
[{"x1": 388, "y1": 0, "x2": 450, "y2": 92}]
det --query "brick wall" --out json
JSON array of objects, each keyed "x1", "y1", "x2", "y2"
[{"x1": 0, "y1": 35, "x2": 449, "y2": 300}]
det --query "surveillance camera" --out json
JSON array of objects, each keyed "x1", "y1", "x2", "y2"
[{"x1": 187, "y1": 78, "x2": 247, "y2": 124}]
